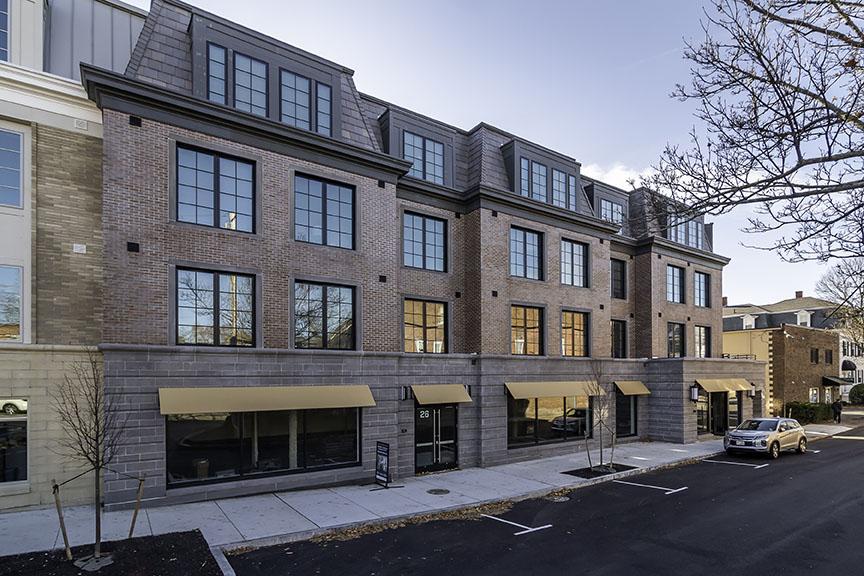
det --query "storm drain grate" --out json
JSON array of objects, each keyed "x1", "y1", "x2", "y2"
[{"x1": 427, "y1": 488, "x2": 450, "y2": 495}]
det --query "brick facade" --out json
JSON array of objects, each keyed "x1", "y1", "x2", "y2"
[{"x1": 770, "y1": 324, "x2": 840, "y2": 410}]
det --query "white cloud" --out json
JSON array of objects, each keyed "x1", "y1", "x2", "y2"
[{"x1": 581, "y1": 162, "x2": 654, "y2": 190}]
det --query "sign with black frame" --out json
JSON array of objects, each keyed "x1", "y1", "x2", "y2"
[{"x1": 375, "y1": 441, "x2": 390, "y2": 487}]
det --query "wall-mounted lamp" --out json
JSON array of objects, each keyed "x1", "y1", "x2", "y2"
[
  {"x1": 749, "y1": 383, "x2": 757, "y2": 398},
  {"x1": 690, "y1": 384, "x2": 701, "y2": 402}
]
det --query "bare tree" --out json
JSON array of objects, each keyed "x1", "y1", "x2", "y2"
[
  {"x1": 584, "y1": 360, "x2": 617, "y2": 473},
  {"x1": 643, "y1": 0, "x2": 864, "y2": 262},
  {"x1": 816, "y1": 258, "x2": 864, "y2": 348},
  {"x1": 51, "y1": 349, "x2": 126, "y2": 560}
]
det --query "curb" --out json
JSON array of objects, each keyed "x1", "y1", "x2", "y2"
[{"x1": 217, "y1": 449, "x2": 725, "y2": 563}]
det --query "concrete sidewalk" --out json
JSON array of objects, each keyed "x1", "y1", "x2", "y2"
[{"x1": 0, "y1": 423, "x2": 849, "y2": 559}]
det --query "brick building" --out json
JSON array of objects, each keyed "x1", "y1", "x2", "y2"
[
  {"x1": 76, "y1": 0, "x2": 764, "y2": 509},
  {"x1": 0, "y1": 0, "x2": 145, "y2": 510}
]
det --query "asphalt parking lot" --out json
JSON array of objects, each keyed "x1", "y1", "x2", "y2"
[{"x1": 229, "y1": 428, "x2": 864, "y2": 576}]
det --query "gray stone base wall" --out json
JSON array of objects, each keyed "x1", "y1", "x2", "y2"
[{"x1": 101, "y1": 345, "x2": 766, "y2": 509}]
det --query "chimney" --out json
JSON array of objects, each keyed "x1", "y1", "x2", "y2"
[
  {"x1": 795, "y1": 291, "x2": 803, "y2": 298},
  {"x1": 722, "y1": 296, "x2": 728, "y2": 306}
]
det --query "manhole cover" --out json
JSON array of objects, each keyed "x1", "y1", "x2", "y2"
[
  {"x1": 427, "y1": 488, "x2": 450, "y2": 495},
  {"x1": 544, "y1": 495, "x2": 570, "y2": 503}
]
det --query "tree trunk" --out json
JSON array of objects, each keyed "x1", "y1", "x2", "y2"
[{"x1": 94, "y1": 469, "x2": 101, "y2": 559}]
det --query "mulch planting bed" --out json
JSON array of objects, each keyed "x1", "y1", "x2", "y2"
[
  {"x1": 0, "y1": 530, "x2": 222, "y2": 576},
  {"x1": 562, "y1": 463, "x2": 637, "y2": 479}
]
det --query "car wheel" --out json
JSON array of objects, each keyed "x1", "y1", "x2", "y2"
[
  {"x1": 768, "y1": 442, "x2": 780, "y2": 460},
  {"x1": 796, "y1": 438, "x2": 807, "y2": 454},
  {"x1": 2, "y1": 403, "x2": 19, "y2": 415}
]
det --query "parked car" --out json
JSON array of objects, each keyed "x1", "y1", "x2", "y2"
[
  {"x1": 724, "y1": 417, "x2": 807, "y2": 459},
  {"x1": 2, "y1": 399, "x2": 27, "y2": 415},
  {"x1": 550, "y1": 408, "x2": 588, "y2": 436}
]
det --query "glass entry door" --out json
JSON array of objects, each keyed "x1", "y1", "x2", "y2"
[
  {"x1": 710, "y1": 392, "x2": 729, "y2": 435},
  {"x1": 415, "y1": 404, "x2": 457, "y2": 473}
]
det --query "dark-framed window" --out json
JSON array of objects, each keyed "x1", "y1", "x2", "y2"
[
  {"x1": 600, "y1": 198, "x2": 624, "y2": 225},
  {"x1": 176, "y1": 269, "x2": 254, "y2": 347},
  {"x1": 403, "y1": 212, "x2": 446, "y2": 272},
  {"x1": 568, "y1": 175, "x2": 578, "y2": 212},
  {"x1": 561, "y1": 311, "x2": 589, "y2": 357},
  {"x1": 811, "y1": 348, "x2": 820, "y2": 364},
  {"x1": 552, "y1": 169, "x2": 567, "y2": 208},
  {"x1": 507, "y1": 395, "x2": 592, "y2": 447},
  {"x1": 688, "y1": 220, "x2": 704, "y2": 249},
  {"x1": 404, "y1": 299, "x2": 447, "y2": 353},
  {"x1": 166, "y1": 407, "x2": 359, "y2": 486},
  {"x1": 826, "y1": 349, "x2": 834, "y2": 364},
  {"x1": 611, "y1": 258, "x2": 626, "y2": 299},
  {"x1": 667, "y1": 322, "x2": 685, "y2": 358},
  {"x1": 615, "y1": 390, "x2": 637, "y2": 437},
  {"x1": 531, "y1": 161, "x2": 547, "y2": 202},
  {"x1": 294, "y1": 174, "x2": 354, "y2": 249},
  {"x1": 279, "y1": 70, "x2": 332, "y2": 137},
  {"x1": 404, "y1": 132, "x2": 444, "y2": 185},
  {"x1": 560, "y1": 239, "x2": 588, "y2": 287},
  {"x1": 0, "y1": 128, "x2": 21, "y2": 208},
  {"x1": 0, "y1": 265, "x2": 21, "y2": 342},
  {"x1": 0, "y1": 396, "x2": 26, "y2": 482},
  {"x1": 294, "y1": 282, "x2": 355, "y2": 350},
  {"x1": 519, "y1": 157, "x2": 550, "y2": 201},
  {"x1": 611, "y1": 319, "x2": 627, "y2": 358},
  {"x1": 511, "y1": 305, "x2": 543, "y2": 355},
  {"x1": 666, "y1": 265, "x2": 685, "y2": 303},
  {"x1": 695, "y1": 325, "x2": 711, "y2": 358},
  {"x1": 668, "y1": 215, "x2": 686, "y2": 243},
  {"x1": 694, "y1": 271, "x2": 710, "y2": 307},
  {"x1": 0, "y1": 0, "x2": 7, "y2": 61},
  {"x1": 233, "y1": 52, "x2": 267, "y2": 117},
  {"x1": 177, "y1": 146, "x2": 254, "y2": 233},
  {"x1": 206, "y1": 43, "x2": 227, "y2": 105},
  {"x1": 510, "y1": 227, "x2": 542, "y2": 280}
]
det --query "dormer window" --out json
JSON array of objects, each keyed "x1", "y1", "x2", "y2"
[
  {"x1": 280, "y1": 70, "x2": 332, "y2": 137},
  {"x1": 743, "y1": 315, "x2": 756, "y2": 329},
  {"x1": 0, "y1": 1, "x2": 8, "y2": 62},
  {"x1": 796, "y1": 310, "x2": 811, "y2": 327},
  {"x1": 207, "y1": 44, "x2": 227, "y2": 104},
  {"x1": 233, "y1": 53, "x2": 268, "y2": 117},
  {"x1": 600, "y1": 198, "x2": 624, "y2": 225},
  {"x1": 688, "y1": 220, "x2": 704, "y2": 249},
  {"x1": 404, "y1": 132, "x2": 444, "y2": 185}
]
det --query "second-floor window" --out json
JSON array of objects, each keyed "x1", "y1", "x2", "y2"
[
  {"x1": 0, "y1": 129, "x2": 21, "y2": 208},
  {"x1": 294, "y1": 175, "x2": 354, "y2": 249},
  {"x1": 561, "y1": 239, "x2": 588, "y2": 287},
  {"x1": 404, "y1": 299, "x2": 446, "y2": 353},
  {"x1": 294, "y1": 282, "x2": 355, "y2": 349},
  {"x1": 600, "y1": 198, "x2": 624, "y2": 225},
  {"x1": 810, "y1": 347, "x2": 819, "y2": 364},
  {"x1": 403, "y1": 213, "x2": 446, "y2": 272},
  {"x1": 404, "y1": 132, "x2": 444, "y2": 185},
  {"x1": 280, "y1": 70, "x2": 332, "y2": 137},
  {"x1": 510, "y1": 227, "x2": 542, "y2": 280},
  {"x1": 561, "y1": 311, "x2": 589, "y2": 357},
  {"x1": 611, "y1": 319, "x2": 627, "y2": 358},
  {"x1": 825, "y1": 349, "x2": 834, "y2": 364},
  {"x1": 511, "y1": 305, "x2": 543, "y2": 355},
  {"x1": 667, "y1": 265, "x2": 684, "y2": 303},
  {"x1": 667, "y1": 322, "x2": 685, "y2": 358},
  {"x1": 694, "y1": 271, "x2": 710, "y2": 307},
  {"x1": 177, "y1": 146, "x2": 254, "y2": 233},
  {"x1": 177, "y1": 269, "x2": 254, "y2": 347},
  {"x1": 695, "y1": 325, "x2": 711, "y2": 358},
  {"x1": 611, "y1": 258, "x2": 626, "y2": 299},
  {"x1": 234, "y1": 53, "x2": 268, "y2": 117},
  {"x1": 0, "y1": 265, "x2": 21, "y2": 342}
]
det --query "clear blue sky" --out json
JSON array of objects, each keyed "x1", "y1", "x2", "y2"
[{"x1": 125, "y1": 0, "x2": 829, "y2": 305}]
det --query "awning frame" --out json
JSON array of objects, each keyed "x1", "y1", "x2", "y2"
[
  {"x1": 505, "y1": 381, "x2": 605, "y2": 399},
  {"x1": 158, "y1": 385, "x2": 376, "y2": 415},
  {"x1": 614, "y1": 381, "x2": 651, "y2": 396},
  {"x1": 411, "y1": 384, "x2": 473, "y2": 405},
  {"x1": 695, "y1": 378, "x2": 753, "y2": 393}
]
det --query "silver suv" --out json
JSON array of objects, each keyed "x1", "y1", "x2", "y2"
[{"x1": 724, "y1": 417, "x2": 807, "y2": 459}]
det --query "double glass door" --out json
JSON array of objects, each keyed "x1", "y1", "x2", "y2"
[{"x1": 415, "y1": 404, "x2": 457, "y2": 473}]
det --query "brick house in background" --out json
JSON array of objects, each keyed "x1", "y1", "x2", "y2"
[
  {"x1": 723, "y1": 292, "x2": 842, "y2": 414},
  {"x1": 71, "y1": 0, "x2": 765, "y2": 510},
  {"x1": 0, "y1": 0, "x2": 145, "y2": 511}
]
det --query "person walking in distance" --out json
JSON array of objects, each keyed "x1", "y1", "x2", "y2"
[{"x1": 832, "y1": 399, "x2": 843, "y2": 424}]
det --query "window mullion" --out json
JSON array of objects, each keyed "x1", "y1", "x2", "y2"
[
  {"x1": 213, "y1": 156, "x2": 221, "y2": 228},
  {"x1": 321, "y1": 284, "x2": 329, "y2": 347},
  {"x1": 213, "y1": 273, "x2": 221, "y2": 346}
]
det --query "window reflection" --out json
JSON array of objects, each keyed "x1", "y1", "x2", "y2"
[
  {"x1": 507, "y1": 395, "x2": 591, "y2": 447},
  {"x1": 1, "y1": 398, "x2": 28, "y2": 483}
]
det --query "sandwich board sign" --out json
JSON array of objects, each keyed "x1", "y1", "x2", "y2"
[{"x1": 375, "y1": 441, "x2": 390, "y2": 487}]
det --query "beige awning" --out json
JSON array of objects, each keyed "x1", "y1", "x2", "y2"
[
  {"x1": 696, "y1": 379, "x2": 752, "y2": 393},
  {"x1": 614, "y1": 380, "x2": 651, "y2": 395},
  {"x1": 411, "y1": 385, "x2": 472, "y2": 405},
  {"x1": 158, "y1": 385, "x2": 376, "y2": 415},
  {"x1": 505, "y1": 381, "x2": 605, "y2": 399}
]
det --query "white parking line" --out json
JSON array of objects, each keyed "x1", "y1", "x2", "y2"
[
  {"x1": 832, "y1": 436, "x2": 864, "y2": 440},
  {"x1": 812, "y1": 450, "x2": 821, "y2": 454},
  {"x1": 613, "y1": 480, "x2": 688, "y2": 495},
  {"x1": 703, "y1": 459, "x2": 769, "y2": 469},
  {"x1": 481, "y1": 514, "x2": 552, "y2": 536},
  {"x1": 669, "y1": 449, "x2": 688, "y2": 453},
  {"x1": 631, "y1": 456, "x2": 650, "y2": 461}
]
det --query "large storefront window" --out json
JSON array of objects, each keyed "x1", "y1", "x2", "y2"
[
  {"x1": 507, "y1": 395, "x2": 591, "y2": 447},
  {"x1": 166, "y1": 407, "x2": 358, "y2": 485},
  {"x1": 1, "y1": 398, "x2": 27, "y2": 483},
  {"x1": 696, "y1": 387, "x2": 709, "y2": 434}
]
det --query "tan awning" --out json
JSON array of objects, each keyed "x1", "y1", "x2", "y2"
[
  {"x1": 696, "y1": 379, "x2": 752, "y2": 393},
  {"x1": 158, "y1": 385, "x2": 376, "y2": 415},
  {"x1": 411, "y1": 385, "x2": 472, "y2": 405},
  {"x1": 614, "y1": 380, "x2": 651, "y2": 395},
  {"x1": 505, "y1": 381, "x2": 605, "y2": 399}
]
